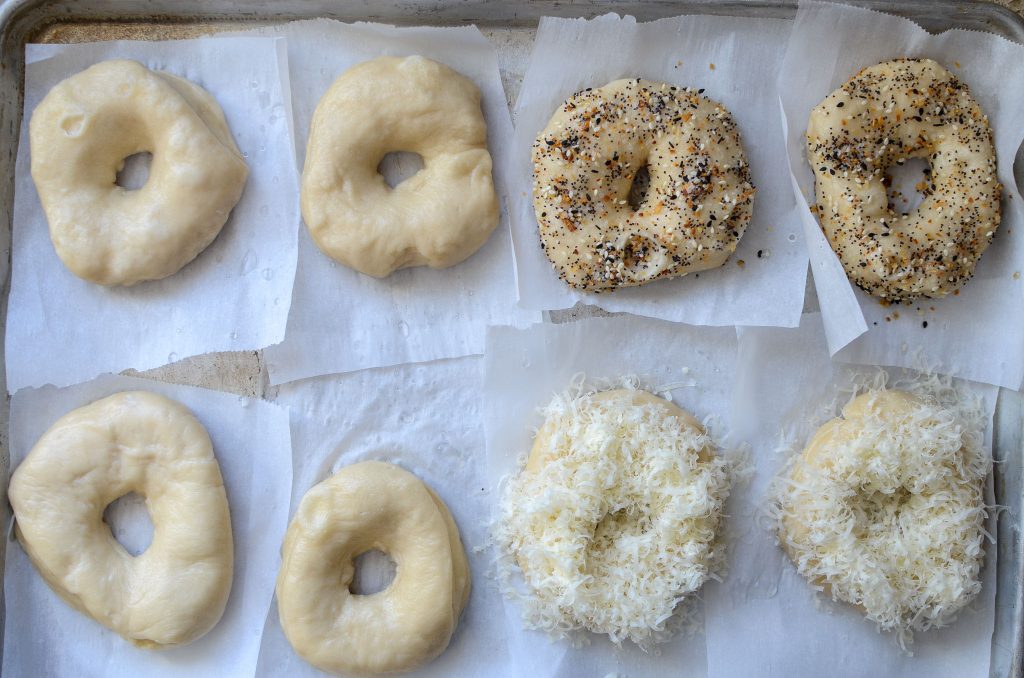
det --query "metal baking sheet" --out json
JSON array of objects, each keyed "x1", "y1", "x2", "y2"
[{"x1": 0, "y1": 1, "x2": 1021, "y2": 676}]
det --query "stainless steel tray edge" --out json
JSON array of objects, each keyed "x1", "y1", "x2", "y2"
[
  {"x1": 0, "y1": 1, "x2": 1020, "y2": 676},
  {"x1": 4, "y1": 0, "x2": 1024, "y2": 33},
  {"x1": 995, "y1": 393, "x2": 1024, "y2": 678}
]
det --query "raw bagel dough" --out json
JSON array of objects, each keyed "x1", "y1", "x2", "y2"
[
  {"x1": 806, "y1": 58, "x2": 1000, "y2": 301},
  {"x1": 779, "y1": 389, "x2": 988, "y2": 636},
  {"x1": 29, "y1": 59, "x2": 249, "y2": 286},
  {"x1": 8, "y1": 391, "x2": 233, "y2": 648},
  {"x1": 426, "y1": 486, "x2": 471, "y2": 615},
  {"x1": 276, "y1": 461, "x2": 470, "y2": 675},
  {"x1": 500, "y1": 388, "x2": 731, "y2": 646},
  {"x1": 532, "y1": 79, "x2": 755, "y2": 291},
  {"x1": 301, "y1": 56, "x2": 499, "y2": 277}
]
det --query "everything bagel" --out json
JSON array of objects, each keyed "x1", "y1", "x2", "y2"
[
  {"x1": 806, "y1": 59, "x2": 1000, "y2": 301},
  {"x1": 532, "y1": 79, "x2": 755, "y2": 292}
]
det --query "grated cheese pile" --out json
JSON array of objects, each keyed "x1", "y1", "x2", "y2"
[
  {"x1": 774, "y1": 387, "x2": 990, "y2": 647},
  {"x1": 494, "y1": 387, "x2": 731, "y2": 647}
]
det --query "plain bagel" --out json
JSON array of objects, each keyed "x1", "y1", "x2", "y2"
[
  {"x1": 301, "y1": 56, "x2": 499, "y2": 277},
  {"x1": 29, "y1": 60, "x2": 248, "y2": 286},
  {"x1": 276, "y1": 461, "x2": 470, "y2": 675},
  {"x1": 8, "y1": 391, "x2": 234, "y2": 648}
]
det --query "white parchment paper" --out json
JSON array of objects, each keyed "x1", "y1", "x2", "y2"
[
  {"x1": 247, "y1": 20, "x2": 538, "y2": 386},
  {"x1": 484, "y1": 316, "x2": 742, "y2": 677},
  {"x1": 253, "y1": 356, "x2": 511, "y2": 677},
  {"x1": 703, "y1": 313, "x2": 998, "y2": 678},
  {"x1": 780, "y1": 1, "x2": 1024, "y2": 389},
  {"x1": 2, "y1": 374, "x2": 293, "y2": 678},
  {"x1": 510, "y1": 14, "x2": 808, "y2": 327},
  {"x1": 6, "y1": 37, "x2": 299, "y2": 393}
]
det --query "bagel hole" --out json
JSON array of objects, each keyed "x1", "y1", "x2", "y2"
[
  {"x1": 349, "y1": 549, "x2": 396, "y2": 595},
  {"x1": 627, "y1": 164, "x2": 651, "y2": 211},
  {"x1": 851, "y1": 487, "x2": 913, "y2": 537},
  {"x1": 594, "y1": 507, "x2": 649, "y2": 542},
  {"x1": 103, "y1": 492, "x2": 154, "y2": 557},
  {"x1": 885, "y1": 157, "x2": 930, "y2": 215},
  {"x1": 115, "y1": 152, "x2": 153, "y2": 191},
  {"x1": 377, "y1": 151, "x2": 424, "y2": 189}
]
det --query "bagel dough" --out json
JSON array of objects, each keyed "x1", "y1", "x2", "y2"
[
  {"x1": 778, "y1": 389, "x2": 989, "y2": 638},
  {"x1": 8, "y1": 391, "x2": 233, "y2": 648},
  {"x1": 29, "y1": 59, "x2": 249, "y2": 286},
  {"x1": 807, "y1": 59, "x2": 1000, "y2": 301},
  {"x1": 532, "y1": 79, "x2": 755, "y2": 292},
  {"x1": 276, "y1": 461, "x2": 470, "y2": 675},
  {"x1": 301, "y1": 56, "x2": 499, "y2": 277},
  {"x1": 497, "y1": 388, "x2": 731, "y2": 646}
]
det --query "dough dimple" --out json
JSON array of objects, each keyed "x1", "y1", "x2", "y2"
[
  {"x1": 8, "y1": 391, "x2": 234, "y2": 648},
  {"x1": 532, "y1": 79, "x2": 755, "y2": 292},
  {"x1": 300, "y1": 55, "x2": 499, "y2": 277},
  {"x1": 276, "y1": 460, "x2": 470, "y2": 675},
  {"x1": 806, "y1": 58, "x2": 1000, "y2": 301},
  {"x1": 29, "y1": 59, "x2": 249, "y2": 286}
]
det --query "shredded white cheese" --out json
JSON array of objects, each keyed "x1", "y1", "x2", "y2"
[
  {"x1": 494, "y1": 386, "x2": 731, "y2": 647},
  {"x1": 772, "y1": 386, "x2": 990, "y2": 649}
]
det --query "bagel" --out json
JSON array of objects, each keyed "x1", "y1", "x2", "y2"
[
  {"x1": 301, "y1": 56, "x2": 499, "y2": 277},
  {"x1": 532, "y1": 79, "x2": 755, "y2": 292},
  {"x1": 806, "y1": 58, "x2": 1000, "y2": 301},
  {"x1": 777, "y1": 389, "x2": 989, "y2": 641},
  {"x1": 276, "y1": 461, "x2": 470, "y2": 675},
  {"x1": 29, "y1": 59, "x2": 248, "y2": 286},
  {"x1": 8, "y1": 391, "x2": 233, "y2": 648},
  {"x1": 496, "y1": 388, "x2": 731, "y2": 646}
]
